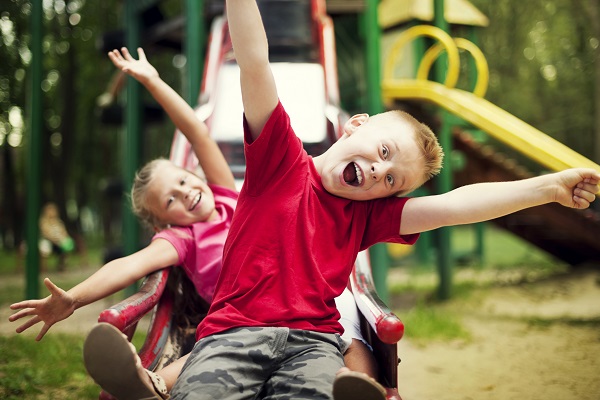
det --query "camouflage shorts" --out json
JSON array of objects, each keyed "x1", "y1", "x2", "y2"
[{"x1": 170, "y1": 327, "x2": 345, "y2": 400}]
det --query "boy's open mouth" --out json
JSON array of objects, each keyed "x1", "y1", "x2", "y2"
[
  {"x1": 189, "y1": 193, "x2": 202, "y2": 211},
  {"x1": 343, "y1": 162, "x2": 363, "y2": 186}
]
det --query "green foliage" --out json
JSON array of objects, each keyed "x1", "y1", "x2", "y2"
[
  {"x1": 0, "y1": 0, "x2": 187, "y2": 252},
  {"x1": 469, "y1": 0, "x2": 598, "y2": 161}
]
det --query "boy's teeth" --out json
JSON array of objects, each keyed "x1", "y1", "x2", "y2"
[{"x1": 354, "y1": 163, "x2": 363, "y2": 185}]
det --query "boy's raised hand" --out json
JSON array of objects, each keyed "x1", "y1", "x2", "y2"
[
  {"x1": 108, "y1": 47, "x2": 158, "y2": 85},
  {"x1": 554, "y1": 168, "x2": 600, "y2": 209},
  {"x1": 8, "y1": 278, "x2": 76, "y2": 341}
]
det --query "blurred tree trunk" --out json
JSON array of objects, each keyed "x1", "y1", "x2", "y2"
[
  {"x1": 588, "y1": 0, "x2": 600, "y2": 163},
  {"x1": 58, "y1": 37, "x2": 76, "y2": 231},
  {"x1": 0, "y1": 145, "x2": 20, "y2": 249}
]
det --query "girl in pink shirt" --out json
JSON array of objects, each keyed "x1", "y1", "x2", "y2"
[{"x1": 9, "y1": 47, "x2": 238, "y2": 398}]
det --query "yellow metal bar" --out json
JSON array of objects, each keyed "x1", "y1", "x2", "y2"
[
  {"x1": 383, "y1": 25, "x2": 460, "y2": 88},
  {"x1": 417, "y1": 38, "x2": 489, "y2": 97}
]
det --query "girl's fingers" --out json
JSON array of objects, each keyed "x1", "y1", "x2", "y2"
[
  {"x1": 9, "y1": 307, "x2": 37, "y2": 321},
  {"x1": 44, "y1": 278, "x2": 61, "y2": 296},
  {"x1": 10, "y1": 299, "x2": 39, "y2": 310},
  {"x1": 16, "y1": 316, "x2": 42, "y2": 333},
  {"x1": 137, "y1": 47, "x2": 147, "y2": 61},
  {"x1": 36, "y1": 323, "x2": 52, "y2": 341},
  {"x1": 108, "y1": 51, "x2": 124, "y2": 68},
  {"x1": 121, "y1": 47, "x2": 134, "y2": 61}
]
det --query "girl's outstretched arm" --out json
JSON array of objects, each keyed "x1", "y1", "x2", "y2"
[
  {"x1": 399, "y1": 168, "x2": 600, "y2": 235},
  {"x1": 8, "y1": 238, "x2": 178, "y2": 341},
  {"x1": 108, "y1": 48, "x2": 235, "y2": 190}
]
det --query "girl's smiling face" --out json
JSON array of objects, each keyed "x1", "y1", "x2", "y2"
[
  {"x1": 314, "y1": 113, "x2": 425, "y2": 201},
  {"x1": 146, "y1": 163, "x2": 217, "y2": 227}
]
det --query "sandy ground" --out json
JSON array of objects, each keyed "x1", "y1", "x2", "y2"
[
  {"x1": 2, "y1": 266, "x2": 600, "y2": 400},
  {"x1": 391, "y1": 268, "x2": 600, "y2": 400}
]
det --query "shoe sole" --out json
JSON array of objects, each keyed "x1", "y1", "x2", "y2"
[
  {"x1": 84, "y1": 323, "x2": 159, "y2": 400},
  {"x1": 333, "y1": 370, "x2": 387, "y2": 400}
]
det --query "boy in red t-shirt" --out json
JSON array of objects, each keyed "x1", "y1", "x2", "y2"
[{"x1": 84, "y1": 1, "x2": 600, "y2": 399}]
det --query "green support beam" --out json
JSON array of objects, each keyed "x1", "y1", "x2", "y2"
[
  {"x1": 184, "y1": 0, "x2": 204, "y2": 106},
  {"x1": 363, "y1": 0, "x2": 383, "y2": 114},
  {"x1": 25, "y1": 0, "x2": 43, "y2": 299},
  {"x1": 433, "y1": 0, "x2": 453, "y2": 300},
  {"x1": 123, "y1": 0, "x2": 142, "y2": 296},
  {"x1": 362, "y1": 0, "x2": 390, "y2": 303}
]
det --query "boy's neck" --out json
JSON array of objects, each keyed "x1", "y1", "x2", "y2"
[{"x1": 311, "y1": 154, "x2": 325, "y2": 177}]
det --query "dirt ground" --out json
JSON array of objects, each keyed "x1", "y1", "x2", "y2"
[
  {"x1": 2, "y1": 266, "x2": 600, "y2": 400},
  {"x1": 389, "y1": 267, "x2": 600, "y2": 400}
]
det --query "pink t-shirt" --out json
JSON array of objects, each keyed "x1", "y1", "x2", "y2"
[
  {"x1": 152, "y1": 184, "x2": 238, "y2": 303},
  {"x1": 197, "y1": 102, "x2": 418, "y2": 339}
]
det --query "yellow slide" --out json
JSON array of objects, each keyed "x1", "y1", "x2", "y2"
[
  {"x1": 382, "y1": 79, "x2": 600, "y2": 173},
  {"x1": 382, "y1": 25, "x2": 600, "y2": 174}
]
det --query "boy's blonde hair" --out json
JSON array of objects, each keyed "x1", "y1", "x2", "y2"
[
  {"x1": 379, "y1": 110, "x2": 444, "y2": 193},
  {"x1": 130, "y1": 158, "x2": 171, "y2": 230}
]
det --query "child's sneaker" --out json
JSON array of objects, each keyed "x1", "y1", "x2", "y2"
[
  {"x1": 84, "y1": 322, "x2": 169, "y2": 400},
  {"x1": 333, "y1": 370, "x2": 387, "y2": 400}
]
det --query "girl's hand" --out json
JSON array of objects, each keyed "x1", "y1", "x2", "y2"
[
  {"x1": 8, "y1": 278, "x2": 76, "y2": 341},
  {"x1": 108, "y1": 47, "x2": 158, "y2": 85}
]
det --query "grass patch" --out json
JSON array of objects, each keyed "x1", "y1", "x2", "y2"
[
  {"x1": 401, "y1": 303, "x2": 470, "y2": 343},
  {"x1": 1, "y1": 237, "x2": 150, "y2": 399},
  {"x1": 0, "y1": 332, "x2": 149, "y2": 400},
  {"x1": 0, "y1": 334, "x2": 99, "y2": 399}
]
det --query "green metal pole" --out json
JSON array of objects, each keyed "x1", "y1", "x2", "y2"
[
  {"x1": 364, "y1": 0, "x2": 383, "y2": 114},
  {"x1": 185, "y1": 0, "x2": 204, "y2": 106},
  {"x1": 123, "y1": 0, "x2": 142, "y2": 296},
  {"x1": 25, "y1": 0, "x2": 43, "y2": 299},
  {"x1": 410, "y1": 22, "x2": 431, "y2": 266},
  {"x1": 468, "y1": 27, "x2": 485, "y2": 265},
  {"x1": 433, "y1": 0, "x2": 453, "y2": 300},
  {"x1": 362, "y1": 0, "x2": 390, "y2": 303}
]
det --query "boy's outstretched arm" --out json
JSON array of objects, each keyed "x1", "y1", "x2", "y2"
[
  {"x1": 400, "y1": 168, "x2": 600, "y2": 235},
  {"x1": 8, "y1": 239, "x2": 178, "y2": 341},
  {"x1": 226, "y1": 0, "x2": 278, "y2": 140},
  {"x1": 108, "y1": 48, "x2": 235, "y2": 190}
]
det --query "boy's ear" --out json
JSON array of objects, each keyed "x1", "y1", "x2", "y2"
[{"x1": 342, "y1": 113, "x2": 369, "y2": 136}]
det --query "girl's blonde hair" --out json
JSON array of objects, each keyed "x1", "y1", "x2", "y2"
[{"x1": 130, "y1": 158, "x2": 172, "y2": 231}]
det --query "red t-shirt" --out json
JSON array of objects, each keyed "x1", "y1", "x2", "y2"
[{"x1": 197, "y1": 102, "x2": 418, "y2": 339}]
